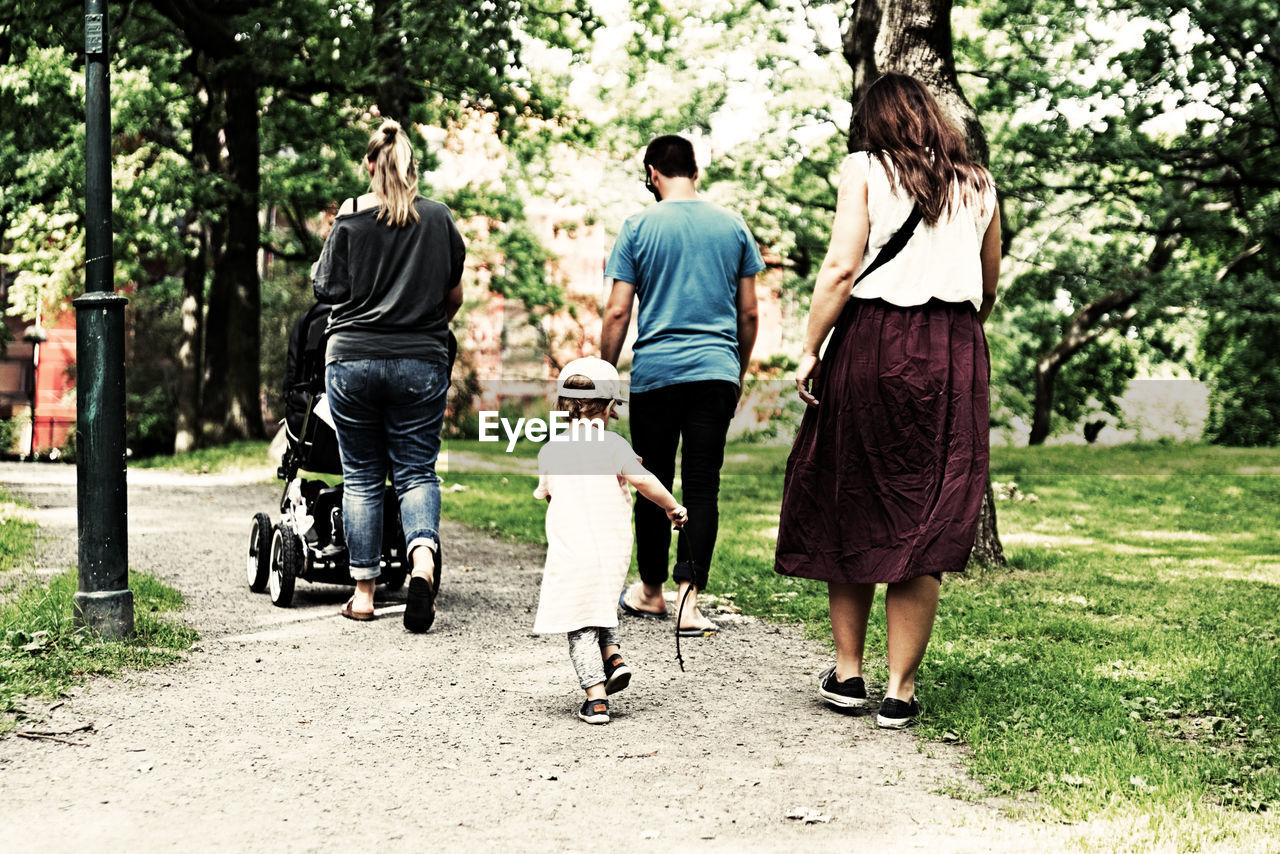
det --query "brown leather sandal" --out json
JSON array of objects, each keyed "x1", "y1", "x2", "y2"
[{"x1": 340, "y1": 598, "x2": 375, "y2": 621}]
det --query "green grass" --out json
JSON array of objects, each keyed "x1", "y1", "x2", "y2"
[
  {"x1": 1, "y1": 489, "x2": 199, "y2": 733},
  {"x1": 0, "y1": 491, "x2": 39, "y2": 574},
  {"x1": 0, "y1": 569, "x2": 199, "y2": 732},
  {"x1": 441, "y1": 437, "x2": 1280, "y2": 850},
  {"x1": 130, "y1": 439, "x2": 274, "y2": 473}
]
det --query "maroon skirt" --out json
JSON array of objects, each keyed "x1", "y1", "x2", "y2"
[{"x1": 775, "y1": 298, "x2": 989, "y2": 584}]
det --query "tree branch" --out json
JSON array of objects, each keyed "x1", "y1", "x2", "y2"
[
  {"x1": 1215, "y1": 242, "x2": 1263, "y2": 282},
  {"x1": 260, "y1": 241, "x2": 311, "y2": 262}
]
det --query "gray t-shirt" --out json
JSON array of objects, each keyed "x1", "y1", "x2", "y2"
[{"x1": 312, "y1": 197, "x2": 465, "y2": 364}]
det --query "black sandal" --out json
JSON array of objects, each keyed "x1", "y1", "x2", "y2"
[{"x1": 403, "y1": 546, "x2": 440, "y2": 633}]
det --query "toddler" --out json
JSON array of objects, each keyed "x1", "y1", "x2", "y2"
[{"x1": 533, "y1": 357, "x2": 686, "y2": 724}]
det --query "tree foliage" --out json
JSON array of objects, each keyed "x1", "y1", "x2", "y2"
[
  {"x1": 1, "y1": 0, "x2": 596, "y2": 453},
  {"x1": 958, "y1": 0, "x2": 1280, "y2": 443},
  {"x1": 1202, "y1": 272, "x2": 1280, "y2": 445},
  {"x1": 5, "y1": 0, "x2": 1277, "y2": 450}
]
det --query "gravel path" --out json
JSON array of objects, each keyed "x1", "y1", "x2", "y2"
[{"x1": 0, "y1": 461, "x2": 1059, "y2": 853}]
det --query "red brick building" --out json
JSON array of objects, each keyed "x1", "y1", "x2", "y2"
[{"x1": 0, "y1": 304, "x2": 77, "y2": 456}]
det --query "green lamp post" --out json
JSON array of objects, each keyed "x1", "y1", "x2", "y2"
[{"x1": 74, "y1": 0, "x2": 132, "y2": 639}]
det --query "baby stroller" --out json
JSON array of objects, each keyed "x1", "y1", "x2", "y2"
[{"x1": 246, "y1": 302, "x2": 444, "y2": 607}]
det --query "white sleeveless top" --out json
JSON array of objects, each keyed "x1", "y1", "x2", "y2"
[{"x1": 846, "y1": 151, "x2": 997, "y2": 311}]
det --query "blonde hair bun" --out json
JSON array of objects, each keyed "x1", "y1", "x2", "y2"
[{"x1": 364, "y1": 120, "x2": 419, "y2": 227}]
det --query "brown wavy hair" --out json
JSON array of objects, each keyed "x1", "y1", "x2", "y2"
[
  {"x1": 365, "y1": 119, "x2": 420, "y2": 227},
  {"x1": 850, "y1": 73, "x2": 992, "y2": 225}
]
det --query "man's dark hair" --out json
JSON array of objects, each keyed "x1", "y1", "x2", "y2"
[{"x1": 643, "y1": 135, "x2": 697, "y2": 179}]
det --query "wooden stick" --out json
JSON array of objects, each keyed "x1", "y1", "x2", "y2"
[
  {"x1": 15, "y1": 732, "x2": 88, "y2": 747},
  {"x1": 19, "y1": 724, "x2": 94, "y2": 736}
]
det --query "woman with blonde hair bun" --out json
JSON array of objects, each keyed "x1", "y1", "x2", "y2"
[{"x1": 313, "y1": 119, "x2": 466, "y2": 632}]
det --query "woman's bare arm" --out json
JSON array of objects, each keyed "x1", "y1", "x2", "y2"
[
  {"x1": 445, "y1": 283, "x2": 464, "y2": 321},
  {"x1": 978, "y1": 205, "x2": 1002, "y2": 324},
  {"x1": 796, "y1": 158, "x2": 870, "y2": 406}
]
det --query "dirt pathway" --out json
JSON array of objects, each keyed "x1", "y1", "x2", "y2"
[{"x1": 0, "y1": 462, "x2": 1058, "y2": 853}]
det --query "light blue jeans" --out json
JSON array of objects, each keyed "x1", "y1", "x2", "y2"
[{"x1": 325, "y1": 358, "x2": 449, "y2": 580}]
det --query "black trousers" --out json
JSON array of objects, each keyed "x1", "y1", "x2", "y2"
[{"x1": 629, "y1": 380, "x2": 737, "y2": 591}]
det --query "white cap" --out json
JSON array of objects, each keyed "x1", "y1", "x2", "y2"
[{"x1": 556, "y1": 357, "x2": 624, "y2": 401}]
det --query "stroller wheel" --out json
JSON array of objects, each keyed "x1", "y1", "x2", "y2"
[
  {"x1": 268, "y1": 524, "x2": 301, "y2": 608},
  {"x1": 247, "y1": 513, "x2": 272, "y2": 592}
]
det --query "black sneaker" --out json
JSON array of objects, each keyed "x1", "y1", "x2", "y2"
[
  {"x1": 578, "y1": 698, "x2": 610, "y2": 724},
  {"x1": 603, "y1": 653, "x2": 632, "y2": 695},
  {"x1": 876, "y1": 696, "x2": 922, "y2": 729},
  {"x1": 817, "y1": 666, "x2": 871, "y2": 709}
]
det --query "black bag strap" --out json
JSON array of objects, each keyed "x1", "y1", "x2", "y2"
[{"x1": 853, "y1": 203, "x2": 922, "y2": 285}]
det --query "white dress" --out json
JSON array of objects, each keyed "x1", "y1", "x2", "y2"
[{"x1": 532, "y1": 428, "x2": 640, "y2": 634}]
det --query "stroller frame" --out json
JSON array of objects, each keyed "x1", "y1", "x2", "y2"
[
  {"x1": 247, "y1": 399, "x2": 410, "y2": 608},
  {"x1": 247, "y1": 304, "x2": 451, "y2": 608}
]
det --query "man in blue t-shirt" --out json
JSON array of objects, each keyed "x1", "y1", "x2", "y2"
[{"x1": 602, "y1": 134, "x2": 764, "y2": 636}]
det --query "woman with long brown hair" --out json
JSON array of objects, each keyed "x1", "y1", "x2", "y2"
[
  {"x1": 775, "y1": 73, "x2": 1001, "y2": 728},
  {"x1": 313, "y1": 119, "x2": 465, "y2": 631}
]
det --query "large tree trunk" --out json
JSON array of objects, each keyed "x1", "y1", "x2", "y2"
[
  {"x1": 175, "y1": 78, "x2": 217, "y2": 454},
  {"x1": 153, "y1": 2, "x2": 266, "y2": 443},
  {"x1": 174, "y1": 220, "x2": 206, "y2": 454},
  {"x1": 843, "y1": 0, "x2": 1004, "y2": 565},
  {"x1": 202, "y1": 214, "x2": 230, "y2": 429},
  {"x1": 373, "y1": 0, "x2": 414, "y2": 121},
  {"x1": 843, "y1": 0, "x2": 987, "y2": 164},
  {"x1": 970, "y1": 481, "x2": 1005, "y2": 566},
  {"x1": 216, "y1": 72, "x2": 265, "y2": 440},
  {"x1": 1028, "y1": 360, "x2": 1057, "y2": 447},
  {"x1": 844, "y1": 0, "x2": 884, "y2": 101}
]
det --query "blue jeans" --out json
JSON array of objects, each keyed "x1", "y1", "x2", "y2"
[{"x1": 325, "y1": 358, "x2": 449, "y2": 581}]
